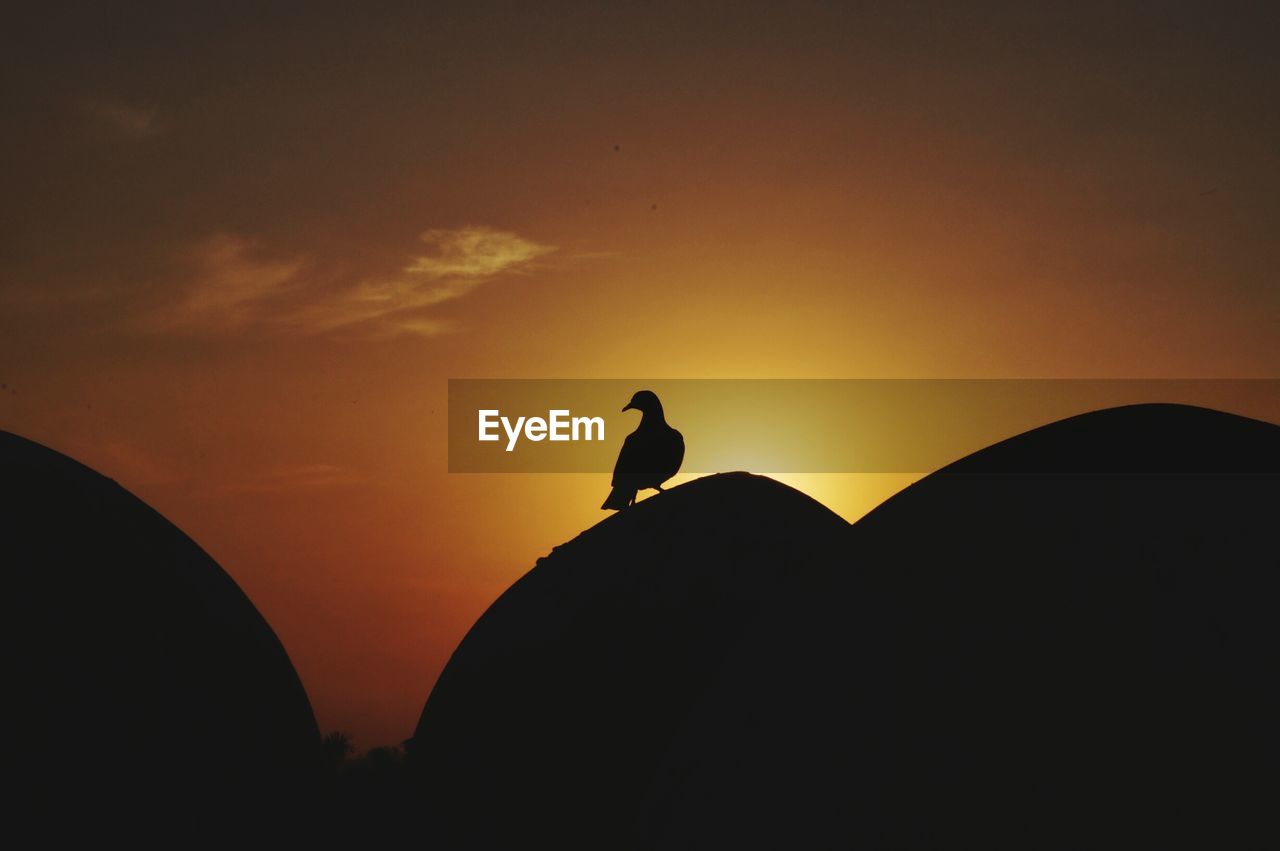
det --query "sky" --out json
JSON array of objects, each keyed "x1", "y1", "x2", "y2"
[{"x1": 2, "y1": 2, "x2": 1278, "y2": 747}]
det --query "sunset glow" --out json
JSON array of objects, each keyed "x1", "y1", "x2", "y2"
[{"x1": 3, "y1": 3, "x2": 1277, "y2": 747}]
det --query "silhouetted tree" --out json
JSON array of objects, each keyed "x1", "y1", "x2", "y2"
[{"x1": 321, "y1": 731, "x2": 354, "y2": 773}]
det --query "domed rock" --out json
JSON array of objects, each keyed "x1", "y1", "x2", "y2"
[
  {"x1": 3, "y1": 431, "x2": 321, "y2": 832},
  {"x1": 410, "y1": 473, "x2": 849, "y2": 848},
  {"x1": 654, "y1": 404, "x2": 1279, "y2": 848}
]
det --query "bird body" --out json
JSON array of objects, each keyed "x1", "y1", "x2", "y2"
[{"x1": 602, "y1": 390, "x2": 684, "y2": 510}]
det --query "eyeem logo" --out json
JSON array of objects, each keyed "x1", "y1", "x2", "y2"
[{"x1": 478, "y1": 409, "x2": 606, "y2": 452}]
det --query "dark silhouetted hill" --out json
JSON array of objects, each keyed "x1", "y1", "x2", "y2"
[
  {"x1": 410, "y1": 473, "x2": 848, "y2": 848},
  {"x1": 411, "y1": 404, "x2": 1278, "y2": 849},
  {"x1": 2, "y1": 430, "x2": 321, "y2": 835},
  {"x1": 646, "y1": 404, "x2": 1279, "y2": 848}
]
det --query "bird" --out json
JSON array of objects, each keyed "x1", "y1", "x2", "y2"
[{"x1": 601, "y1": 390, "x2": 684, "y2": 510}]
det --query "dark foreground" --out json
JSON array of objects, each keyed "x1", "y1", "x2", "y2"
[{"x1": 6, "y1": 403, "x2": 1278, "y2": 847}]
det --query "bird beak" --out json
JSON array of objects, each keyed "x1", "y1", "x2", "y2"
[{"x1": 622, "y1": 403, "x2": 634, "y2": 412}]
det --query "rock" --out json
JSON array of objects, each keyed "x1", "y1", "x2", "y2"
[
  {"x1": 411, "y1": 404, "x2": 1278, "y2": 849},
  {"x1": 411, "y1": 472, "x2": 848, "y2": 847},
  {"x1": 3, "y1": 430, "x2": 321, "y2": 834},
  {"x1": 658, "y1": 404, "x2": 1279, "y2": 848}
]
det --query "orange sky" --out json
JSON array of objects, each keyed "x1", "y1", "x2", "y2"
[{"x1": 2, "y1": 3, "x2": 1277, "y2": 747}]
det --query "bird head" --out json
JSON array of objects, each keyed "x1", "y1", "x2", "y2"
[{"x1": 622, "y1": 389, "x2": 663, "y2": 416}]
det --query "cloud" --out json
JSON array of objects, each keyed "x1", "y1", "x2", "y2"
[
  {"x1": 285, "y1": 276, "x2": 471, "y2": 334},
  {"x1": 405, "y1": 227, "x2": 555, "y2": 278},
  {"x1": 140, "y1": 234, "x2": 304, "y2": 334},
  {"x1": 289, "y1": 227, "x2": 554, "y2": 337},
  {"x1": 83, "y1": 98, "x2": 158, "y2": 138},
  {"x1": 142, "y1": 226, "x2": 555, "y2": 340}
]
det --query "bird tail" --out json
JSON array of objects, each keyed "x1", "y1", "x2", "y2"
[{"x1": 601, "y1": 486, "x2": 636, "y2": 511}]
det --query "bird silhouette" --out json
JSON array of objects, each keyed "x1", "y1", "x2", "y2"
[{"x1": 601, "y1": 390, "x2": 684, "y2": 510}]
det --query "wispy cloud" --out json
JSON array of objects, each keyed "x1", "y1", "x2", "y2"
[
  {"x1": 405, "y1": 227, "x2": 554, "y2": 278},
  {"x1": 83, "y1": 98, "x2": 158, "y2": 138},
  {"x1": 140, "y1": 226, "x2": 555, "y2": 339},
  {"x1": 140, "y1": 234, "x2": 303, "y2": 334},
  {"x1": 289, "y1": 227, "x2": 554, "y2": 337}
]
